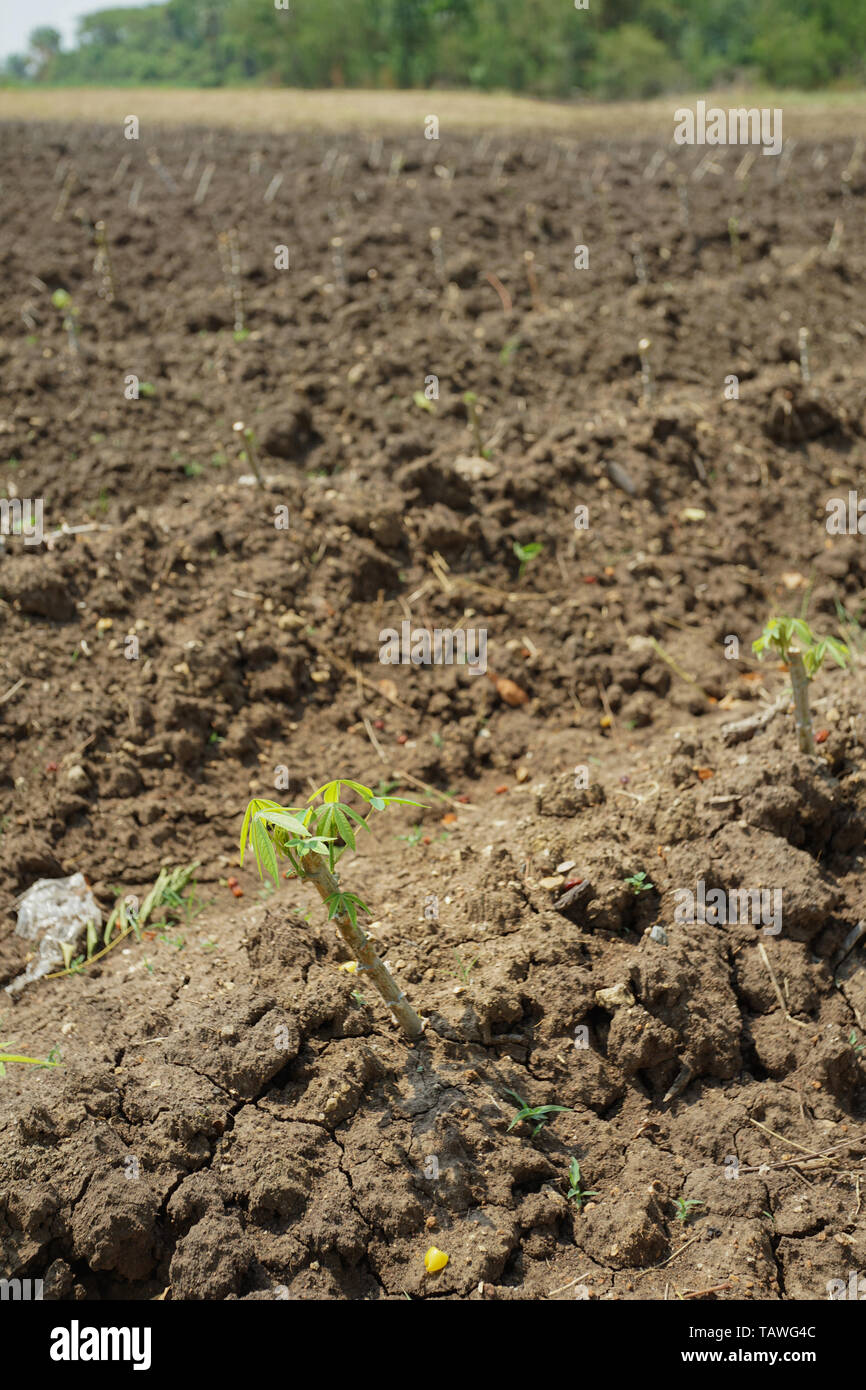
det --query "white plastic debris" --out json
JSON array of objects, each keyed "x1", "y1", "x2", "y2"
[{"x1": 6, "y1": 874, "x2": 102, "y2": 995}]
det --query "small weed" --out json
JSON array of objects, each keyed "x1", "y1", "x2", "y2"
[
  {"x1": 463, "y1": 390, "x2": 491, "y2": 457},
  {"x1": 46, "y1": 865, "x2": 200, "y2": 980},
  {"x1": 512, "y1": 540, "x2": 543, "y2": 578},
  {"x1": 499, "y1": 336, "x2": 521, "y2": 365},
  {"x1": 0, "y1": 1019, "x2": 60, "y2": 1077},
  {"x1": 398, "y1": 824, "x2": 424, "y2": 848},
  {"x1": 451, "y1": 951, "x2": 478, "y2": 985},
  {"x1": 373, "y1": 780, "x2": 401, "y2": 798},
  {"x1": 625, "y1": 870, "x2": 653, "y2": 895},
  {"x1": 505, "y1": 1087, "x2": 571, "y2": 1138},
  {"x1": 157, "y1": 932, "x2": 186, "y2": 952},
  {"x1": 565, "y1": 1158, "x2": 598, "y2": 1211},
  {"x1": 674, "y1": 1197, "x2": 704, "y2": 1225}
]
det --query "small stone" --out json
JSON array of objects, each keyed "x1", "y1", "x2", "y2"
[{"x1": 595, "y1": 983, "x2": 635, "y2": 1009}]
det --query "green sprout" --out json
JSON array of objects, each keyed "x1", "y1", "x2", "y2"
[
  {"x1": 463, "y1": 391, "x2": 490, "y2": 458},
  {"x1": 499, "y1": 336, "x2": 521, "y2": 365},
  {"x1": 512, "y1": 540, "x2": 544, "y2": 579},
  {"x1": 233, "y1": 420, "x2": 265, "y2": 488},
  {"x1": 0, "y1": 1021, "x2": 60, "y2": 1078},
  {"x1": 451, "y1": 951, "x2": 478, "y2": 985},
  {"x1": 240, "y1": 780, "x2": 425, "y2": 1039},
  {"x1": 412, "y1": 390, "x2": 435, "y2": 414},
  {"x1": 565, "y1": 1158, "x2": 598, "y2": 1211},
  {"x1": 753, "y1": 616, "x2": 849, "y2": 754},
  {"x1": 51, "y1": 287, "x2": 82, "y2": 357},
  {"x1": 674, "y1": 1197, "x2": 704, "y2": 1225},
  {"x1": 45, "y1": 865, "x2": 199, "y2": 980},
  {"x1": 504, "y1": 1087, "x2": 572, "y2": 1138},
  {"x1": 625, "y1": 870, "x2": 653, "y2": 895},
  {"x1": 398, "y1": 824, "x2": 424, "y2": 847},
  {"x1": 849, "y1": 1030, "x2": 865, "y2": 1057}
]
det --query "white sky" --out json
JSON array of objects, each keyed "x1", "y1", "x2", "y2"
[{"x1": 0, "y1": 0, "x2": 147, "y2": 59}]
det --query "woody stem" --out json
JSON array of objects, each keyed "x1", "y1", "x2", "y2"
[
  {"x1": 788, "y1": 647, "x2": 815, "y2": 755},
  {"x1": 302, "y1": 852, "x2": 423, "y2": 1040}
]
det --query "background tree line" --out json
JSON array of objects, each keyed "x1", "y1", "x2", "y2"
[{"x1": 5, "y1": 0, "x2": 866, "y2": 96}]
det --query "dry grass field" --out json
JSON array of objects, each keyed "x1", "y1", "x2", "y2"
[{"x1": 1, "y1": 84, "x2": 865, "y2": 135}]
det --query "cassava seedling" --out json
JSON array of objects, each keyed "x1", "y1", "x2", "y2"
[
  {"x1": 752, "y1": 616, "x2": 849, "y2": 754},
  {"x1": 429, "y1": 226, "x2": 445, "y2": 281},
  {"x1": 463, "y1": 391, "x2": 489, "y2": 458},
  {"x1": 798, "y1": 327, "x2": 811, "y2": 385},
  {"x1": 523, "y1": 249, "x2": 542, "y2": 311},
  {"x1": 51, "y1": 288, "x2": 81, "y2": 357},
  {"x1": 240, "y1": 780, "x2": 425, "y2": 1039},
  {"x1": 232, "y1": 420, "x2": 265, "y2": 488},
  {"x1": 93, "y1": 220, "x2": 116, "y2": 303},
  {"x1": 638, "y1": 335, "x2": 653, "y2": 402},
  {"x1": 728, "y1": 215, "x2": 742, "y2": 269},
  {"x1": 218, "y1": 228, "x2": 245, "y2": 335}
]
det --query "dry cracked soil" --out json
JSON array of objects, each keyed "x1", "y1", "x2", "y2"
[{"x1": 0, "y1": 117, "x2": 864, "y2": 1302}]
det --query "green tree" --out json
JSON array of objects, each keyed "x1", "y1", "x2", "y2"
[
  {"x1": 28, "y1": 25, "x2": 62, "y2": 79},
  {"x1": 590, "y1": 22, "x2": 682, "y2": 97}
]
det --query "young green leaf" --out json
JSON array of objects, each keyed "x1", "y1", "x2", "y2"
[{"x1": 252, "y1": 816, "x2": 279, "y2": 885}]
